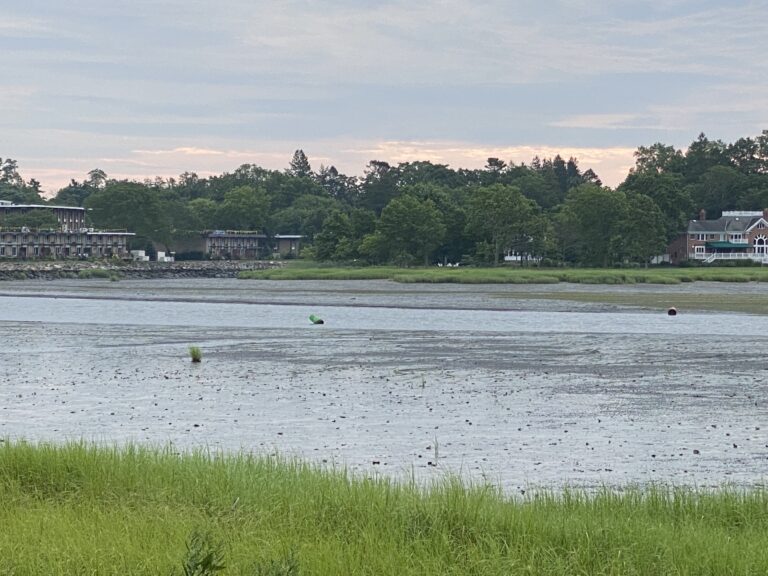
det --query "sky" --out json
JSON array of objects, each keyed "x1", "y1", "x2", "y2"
[{"x1": 2, "y1": 0, "x2": 768, "y2": 194}]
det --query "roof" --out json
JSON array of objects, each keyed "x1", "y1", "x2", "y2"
[
  {"x1": 0, "y1": 203, "x2": 84, "y2": 211},
  {"x1": 706, "y1": 241, "x2": 751, "y2": 249},
  {"x1": 689, "y1": 215, "x2": 763, "y2": 233}
]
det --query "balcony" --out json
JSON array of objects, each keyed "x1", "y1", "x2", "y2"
[{"x1": 690, "y1": 251, "x2": 768, "y2": 264}]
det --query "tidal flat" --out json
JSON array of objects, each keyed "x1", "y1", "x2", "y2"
[{"x1": 1, "y1": 278, "x2": 766, "y2": 491}]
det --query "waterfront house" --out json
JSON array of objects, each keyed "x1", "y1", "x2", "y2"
[{"x1": 667, "y1": 209, "x2": 768, "y2": 264}]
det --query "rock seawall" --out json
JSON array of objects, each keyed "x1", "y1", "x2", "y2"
[{"x1": 0, "y1": 260, "x2": 283, "y2": 281}]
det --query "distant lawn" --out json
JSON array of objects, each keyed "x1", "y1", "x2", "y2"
[
  {"x1": 2, "y1": 441, "x2": 768, "y2": 575},
  {"x1": 240, "y1": 264, "x2": 768, "y2": 284}
]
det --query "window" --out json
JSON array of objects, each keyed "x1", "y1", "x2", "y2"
[{"x1": 695, "y1": 245, "x2": 705, "y2": 254}]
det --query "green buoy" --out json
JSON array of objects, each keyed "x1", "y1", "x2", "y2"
[{"x1": 309, "y1": 314, "x2": 324, "y2": 325}]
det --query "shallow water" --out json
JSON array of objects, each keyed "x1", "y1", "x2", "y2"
[{"x1": 1, "y1": 278, "x2": 766, "y2": 491}]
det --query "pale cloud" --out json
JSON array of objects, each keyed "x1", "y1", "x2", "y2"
[
  {"x1": 3, "y1": 0, "x2": 768, "y2": 197},
  {"x1": 0, "y1": 15, "x2": 52, "y2": 36},
  {"x1": 133, "y1": 147, "x2": 227, "y2": 157},
  {"x1": 548, "y1": 114, "x2": 662, "y2": 130}
]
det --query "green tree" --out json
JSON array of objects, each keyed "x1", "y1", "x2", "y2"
[
  {"x1": 86, "y1": 182, "x2": 170, "y2": 245},
  {"x1": 465, "y1": 184, "x2": 538, "y2": 265},
  {"x1": 631, "y1": 143, "x2": 685, "y2": 175},
  {"x1": 558, "y1": 184, "x2": 628, "y2": 266},
  {"x1": 377, "y1": 195, "x2": 446, "y2": 265},
  {"x1": 622, "y1": 194, "x2": 667, "y2": 265},
  {"x1": 0, "y1": 209, "x2": 59, "y2": 230},
  {"x1": 359, "y1": 161, "x2": 400, "y2": 215},
  {"x1": 690, "y1": 165, "x2": 747, "y2": 217},
  {"x1": 188, "y1": 198, "x2": 219, "y2": 230},
  {"x1": 216, "y1": 185, "x2": 271, "y2": 231},
  {"x1": 287, "y1": 149, "x2": 313, "y2": 178},
  {"x1": 618, "y1": 171, "x2": 692, "y2": 240},
  {"x1": 272, "y1": 195, "x2": 342, "y2": 240},
  {"x1": 314, "y1": 211, "x2": 355, "y2": 261}
]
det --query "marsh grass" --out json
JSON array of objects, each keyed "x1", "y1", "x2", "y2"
[
  {"x1": 240, "y1": 265, "x2": 768, "y2": 285},
  {"x1": 1, "y1": 441, "x2": 767, "y2": 575},
  {"x1": 188, "y1": 346, "x2": 202, "y2": 363},
  {"x1": 78, "y1": 268, "x2": 120, "y2": 280}
]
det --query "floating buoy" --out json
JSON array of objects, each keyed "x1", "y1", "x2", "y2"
[
  {"x1": 667, "y1": 307, "x2": 677, "y2": 316},
  {"x1": 309, "y1": 314, "x2": 324, "y2": 325}
]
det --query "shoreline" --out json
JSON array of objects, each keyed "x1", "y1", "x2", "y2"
[{"x1": 0, "y1": 259, "x2": 282, "y2": 280}]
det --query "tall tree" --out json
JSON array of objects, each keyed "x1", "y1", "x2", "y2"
[
  {"x1": 377, "y1": 195, "x2": 445, "y2": 265},
  {"x1": 622, "y1": 194, "x2": 667, "y2": 265},
  {"x1": 465, "y1": 184, "x2": 538, "y2": 265},
  {"x1": 287, "y1": 149, "x2": 312, "y2": 178},
  {"x1": 558, "y1": 184, "x2": 627, "y2": 267}
]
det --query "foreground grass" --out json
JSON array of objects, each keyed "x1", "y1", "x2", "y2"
[
  {"x1": 1, "y1": 442, "x2": 767, "y2": 575},
  {"x1": 240, "y1": 265, "x2": 768, "y2": 284}
]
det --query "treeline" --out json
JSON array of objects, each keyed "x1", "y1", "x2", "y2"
[{"x1": 3, "y1": 130, "x2": 768, "y2": 266}]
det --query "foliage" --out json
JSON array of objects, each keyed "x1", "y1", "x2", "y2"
[
  {"x1": 0, "y1": 209, "x2": 59, "y2": 230},
  {"x1": 2, "y1": 442, "x2": 768, "y2": 575},
  {"x1": 376, "y1": 194, "x2": 446, "y2": 265},
  {"x1": 5, "y1": 129, "x2": 768, "y2": 266},
  {"x1": 177, "y1": 531, "x2": 225, "y2": 576}
]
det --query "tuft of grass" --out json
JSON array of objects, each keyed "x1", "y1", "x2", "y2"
[
  {"x1": 0, "y1": 442, "x2": 768, "y2": 575},
  {"x1": 188, "y1": 346, "x2": 202, "y2": 363}
]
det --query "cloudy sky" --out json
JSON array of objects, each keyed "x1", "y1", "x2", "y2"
[{"x1": 2, "y1": 0, "x2": 767, "y2": 193}]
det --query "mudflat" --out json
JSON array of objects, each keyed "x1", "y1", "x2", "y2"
[{"x1": 1, "y1": 278, "x2": 766, "y2": 491}]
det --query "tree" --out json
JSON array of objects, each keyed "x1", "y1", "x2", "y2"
[
  {"x1": 359, "y1": 161, "x2": 400, "y2": 215},
  {"x1": 317, "y1": 165, "x2": 359, "y2": 204},
  {"x1": 465, "y1": 184, "x2": 538, "y2": 265},
  {"x1": 287, "y1": 149, "x2": 312, "y2": 178},
  {"x1": 271, "y1": 195, "x2": 342, "y2": 240},
  {"x1": 216, "y1": 185, "x2": 271, "y2": 232},
  {"x1": 314, "y1": 211, "x2": 355, "y2": 261},
  {"x1": 558, "y1": 184, "x2": 627, "y2": 266},
  {"x1": 1, "y1": 209, "x2": 59, "y2": 230},
  {"x1": 85, "y1": 169, "x2": 108, "y2": 189},
  {"x1": 689, "y1": 165, "x2": 747, "y2": 217},
  {"x1": 621, "y1": 194, "x2": 667, "y2": 265},
  {"x1": 86, "y1": 182, "x2": 170, "y2": 245},
  {"x1": 618, "y1": 171, "x2": 692, "y2": 240},
  {"x1": 377, "y1": 195, "x2": 445, "y2": 265},
  {"x1": 188, "y1": 198, "x2": 219, "y2": 230},
  {"x1": 632, "y1": 143, "x2": 684, "y2": 175}
]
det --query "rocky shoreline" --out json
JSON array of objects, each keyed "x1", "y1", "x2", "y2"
[{"x1": 0, "y1": 260, "x2": 283, "y2": 280}]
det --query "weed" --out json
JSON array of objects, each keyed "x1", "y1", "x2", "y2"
[
  {"x1": 189, "y1": 346, "x2": 202, "y2": 363},
  {"x1": 177, "y1": 531, "x2": 225, "y2": 576}
]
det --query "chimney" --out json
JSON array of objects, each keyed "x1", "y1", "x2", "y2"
[
  {"x1": 763, "y1": 208, "x2": 768, "y2": 221},
  {"x1": 699, "y1": 209, "x2": 706, "y2": 221}
]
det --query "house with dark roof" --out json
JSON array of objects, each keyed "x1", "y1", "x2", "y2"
[{"x1": 666, "y1": 209, "x2": 768, "y2": 264}]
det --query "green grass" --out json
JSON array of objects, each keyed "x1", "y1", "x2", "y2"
[
  {"x1": 77, "y1": 268, "x2": 121, "y2": 281},
  {"x1": 188, "y1": 346, "x2": 203, "y2": 363},
  {"x1": 239, "y1": 265, "x2": 768, "y2": 284},
  {"x1": 1, "y1": 441, "x2": 767, "y2": 575}
]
